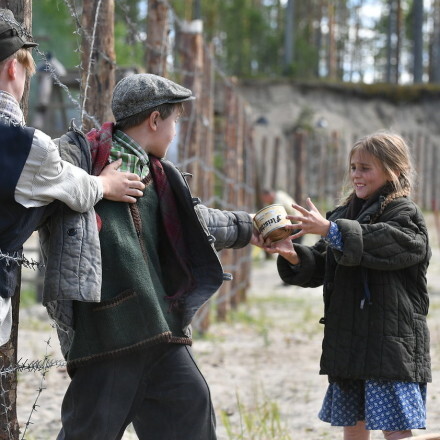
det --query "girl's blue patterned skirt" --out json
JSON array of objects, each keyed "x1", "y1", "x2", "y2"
[{"x1": 318, "y1": 379, "x2": 427, "y2": 430}]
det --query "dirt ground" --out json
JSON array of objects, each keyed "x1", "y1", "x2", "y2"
[{"x1": 14, "y1": 216, "x2": 440, "y2": 440}]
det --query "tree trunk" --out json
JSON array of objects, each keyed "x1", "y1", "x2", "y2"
[
  {"x1": 0, "y1": 3, "x2": 31, "y2": 438},
  {"x1": 0, "y1": 278, "x2": 21, "y2": 440},
  {"x1": 81, "y1": 0, "x2": 115, "y2": 132},
  {"x1": 413, "y1": 0, "x2": 424, "y2": 83},
  {"x1": 192, "y1": 0, "x2": 201, "y2": 19},
  {"x1": 327, "y1": 1, "x2": 337, "y2": 80},
  {"x1": 386, "y1": 0, "x2": 394, "y2": 83},
  {"x1": 283, "y1": 0, "x2": 294, "y2": 73},
  {"x1": 175, "y1": 19, "x2": 203, "y2": 178},
  {"x1": 430, "y1": 0, "x2": 440, "y2": 82},
  {"x1": 314, "y1": 1, "x2": 324, "y2": 78},
  {"x1": 146, "y1": 0, "x2": 169, "y2": 76},
  {"x1": 395, "y1": 0, "x2": 402, "y2": 84}
]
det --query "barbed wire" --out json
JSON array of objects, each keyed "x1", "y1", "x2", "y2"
[
  {"x1": 0, "y1": 380, "x2": 13, "y2": 439},
  {"x1": 13, "y1": 0, "x2": 258, "y2": 301},
  {"x1": 10, "y1": 1, "x2": 257, "y2": 434},
  {"x1": 0, "y1": 358, "x2": 66, "y2": 377},
  {"x1": 19, "y1": 338, "x2": 63, "y2": 440},
  {"x1": 80, "y1": 0, "x2": 103, "y2": 128},
  {"x1": 0, "y1": 250, "x2": 43, "y2": 271},
  {"x1": 115, "y1": 0, "x2": 146, "y2": 47}
]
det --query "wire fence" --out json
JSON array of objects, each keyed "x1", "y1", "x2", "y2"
[
  {"x1": 30, "y1": 0, "x2": 257, "y2": 332},
  {"x1": 2, "y1": 6, "x2": 259, "y2": 435},
  {"x1": 3, "y1": 1, "x2": 440, "y2": 437},
  {"x1": 1, "y1": 1, "x2": 257, "y2": 437},
  {"x1": 256, "y1": 128, "x2": 440, "y2": 213}
]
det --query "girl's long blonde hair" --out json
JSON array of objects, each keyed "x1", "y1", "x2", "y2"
[{"x1": 339, "y1": 132, "x2": 415, "y2": 219}]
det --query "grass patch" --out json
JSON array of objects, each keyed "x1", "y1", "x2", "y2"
[
  {"x1": 220, "y1": 390, "x2": 292, "y2": 440},
  {"x1": 19, "y1": 288, "x2": 38, "y2": 309},
  {"x1": 19, "y1": 318, "x2": 52, "y2": 332},
  {"x1": 247, "y1": 293, "x2": 323, "y2": 337},
  {"x1": 194, "y1": 289, "x2": 324, "y2": 343}
]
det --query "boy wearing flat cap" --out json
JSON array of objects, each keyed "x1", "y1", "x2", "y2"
[
  {"x1": 55, "y1": 73, "x2": 260, "y2": 440},
  {"x1": 0, "y1": 9, "x2": 144, "y2": 346}
]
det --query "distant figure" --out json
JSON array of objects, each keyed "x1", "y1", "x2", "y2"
[
  {"x1": 33, "y1": 52, "x2": 66, "y2": 129},
  {"x1": 260, "y1": 188, "x2": 297, "y2": 216}
]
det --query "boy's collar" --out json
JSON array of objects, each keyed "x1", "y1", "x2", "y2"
[{"x1": 0, "y1": 89, "x2": 24, "y2": 125}]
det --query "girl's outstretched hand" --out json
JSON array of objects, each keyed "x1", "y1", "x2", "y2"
[
  {"x1": 264, "y1": 236, "x2": 300, "y2": 265},
  {"x1": 286, "y1": 197, "x2": 330, "y2": 240}
]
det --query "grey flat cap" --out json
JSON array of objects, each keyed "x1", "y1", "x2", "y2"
[{"x1": 112, "y1": 73, "x2": 195, "y2": 122}]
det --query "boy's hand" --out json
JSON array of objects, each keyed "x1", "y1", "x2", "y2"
[
  {"x1": 248, "y1": 213, "x2": 263, "y2": 247},
  {"x1": 250, "y1": 225, "x2": 264, "y2": 247},
  {"x1": 98, "y1": 159, "x2": 145, "y2": 203}
]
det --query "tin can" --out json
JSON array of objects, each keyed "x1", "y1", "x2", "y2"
[{"x1": 253, "y1": 204, "x2": 292, "y2": 242}]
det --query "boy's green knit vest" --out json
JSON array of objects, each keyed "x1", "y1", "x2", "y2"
[{"x1": 67, "y1": 183, "x2": 189, "y2": 368}]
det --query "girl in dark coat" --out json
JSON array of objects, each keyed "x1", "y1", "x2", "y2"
[{"x1": 264, "y1": 132, "x2": 432, "y2": 440}]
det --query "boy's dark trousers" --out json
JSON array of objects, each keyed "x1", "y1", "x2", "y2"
[{"x1": 57, "y1": 344, "x2": 216, "y2": 440}]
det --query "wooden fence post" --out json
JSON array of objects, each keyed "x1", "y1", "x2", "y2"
[
  {"x1": 330, "y1": 130, "x2": 340, "y2": 205},
  {"x1": 271, "y1": 136, "x2": 281, "y2": 190},
  {"x1": 423, "y1": 139, "x2": 431, "y2": 210},
  {"x1": 432, "y1": 142, "x2": 440, "y2": 248},
  {"x1": 414, "y1": 132, "x2": 424, "y2": 207},
  {"x1": 193, "y1": 44, "x2": 214, "y2": 333},
  {"x1": 81, "y1": 0, "x2": 115, "y2": 132},
  {"x1": 294, "y1": 131, "x2": 306, "y2": 206},
  {"x1": 0, "y1": 3, "x2": 32, "y2": 438},
  {"x1": 227, "y1": 88, "x2": 241, "y2": 309},
  {"x1": 234, "y1": 98, "x2": 246, "y2": 304},
  {"x1": 176, "y1": 19, "x2": 203, "y2": 190},
  {"x1": 237, "y1": 106, "x2": 255, "y2": 302},
  {"x1": 198, "y1": 43, "x2": 214, "y2": 201},
  {"x1": 243, "y1": 117, "x2": 256, "y2": 292},
  {"x1": 317, "y1": 134, "x2": 327, "y2": 203},
  {"x1": 260, "y1": 136, "x2": 268, "y2": 189},
  {"x1": 216, "y1": 84, "x2": 237, "y2": 320},
  {"x1": 146, "y1": 0, "x2": 169, "y2": 76}
]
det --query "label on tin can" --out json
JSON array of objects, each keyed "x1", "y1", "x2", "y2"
[{"x1": 253, "y1": 204, "x2": 292, "y2": 242}]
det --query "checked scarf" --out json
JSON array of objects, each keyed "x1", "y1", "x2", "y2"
[
  {"x1": 88, "y1": 122, "x2": 114, "y2": 176},
  {"x1": 87, "y1": 122, "x2": 194, "y2": 309}
]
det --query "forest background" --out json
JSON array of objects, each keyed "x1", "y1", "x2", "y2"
[
  {"x1": 33, "y1": 0, "x2": 440, "y2": 85},
  {"x1": 28, "y1": 0, "x2": 440, "y2": 212}
]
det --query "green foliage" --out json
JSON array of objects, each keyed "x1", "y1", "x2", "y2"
[
  {"x1": 32, "y1": 0, "x2": 79, "y2": 69},
  {"x1": 33, "y1": 0, "x2": 145, "y2": 70},
  {"x1": 216, "y1": 0, "x2": 285, "y2": 77},
  {"x1": 114, "y1": 20, "x2": 144, "y2": 67},
  {"x1": 115, "y1": 0, "x2": 146, "y2": 67},
  {"x1": 286, "y1": 37, "x2": 319, "y2": 78},
  {"x1": 20, "y1": 288, "x2": 38, "y2": 309},
  {"x1": 30, "y1": 0, "x2": 435, "y2": 85}
]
